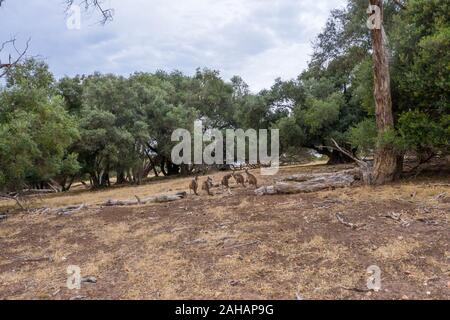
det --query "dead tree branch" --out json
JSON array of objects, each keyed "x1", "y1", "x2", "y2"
[
  {"x1": 0, "y1": 193, "x2": 27, "y2": 211},
  {"x1": 0, "y1": 37, "x2": 30, "y2": 78},
  {"x1": 65, "y1": 0, "x2": 114, "y2": 24},
  {"x1": 335, "y1": 212, "x2": 365, "y2": 230},
  {"x1": 329, "y1": 139, "x2": 373, "y2": 185}
]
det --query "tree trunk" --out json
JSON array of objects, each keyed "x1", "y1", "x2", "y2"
[
  {"x1": 116, "y1": 171, "x2": 126, "y2": 185},
  {"x1": 167, "y1": 162, "x2": 180, "y2": 176},
  {"x1": 369, "y1": 0, "x2": 402, "y2": 184},
  {"x1": 180, "y1": 164, "x2": 191, "y2": 176}
]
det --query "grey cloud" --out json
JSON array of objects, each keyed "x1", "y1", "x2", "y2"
[{"x1": 0, "y1": 0, "x2": 347, "y2": 91}]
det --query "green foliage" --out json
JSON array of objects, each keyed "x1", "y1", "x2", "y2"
[
  {"x1": 1, "y1": 0, "x2": 449, "y2": 190},
  {"x1": 0, "y1": 59, "x2": 79, "y2": 191},
  {"x1": 392, "y1": 0, "x2": 449, "y2": 113},
  {"x1": 397, "y1": 110, "x2": 449, "y2": 151},
  {"x1": 274, "y1": 116, "x2": 306, "y2": 149},
  {"x1": 273, "y1": 74, "x2": 359, "y2": 159},
  {"x1": 348, "y1": 119, "x2": 377, "y2": 155},
  {"x1": 350, "y1": 58, "x2": 375, "y2": 115}
]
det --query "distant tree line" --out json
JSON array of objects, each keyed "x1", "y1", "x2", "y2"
[{"x1": 0, "y1": 0, "x2": 448, "y2": 192}]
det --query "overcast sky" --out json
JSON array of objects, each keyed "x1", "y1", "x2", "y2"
[{"x1": 0, "y1": 0, "x2": 346, "y2": 91}]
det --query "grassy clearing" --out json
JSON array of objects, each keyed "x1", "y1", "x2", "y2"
[{"x1": 0, "y1": 163, "x2": 449, "y2": 300}]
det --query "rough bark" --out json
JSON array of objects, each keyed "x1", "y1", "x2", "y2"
[
  {"x1": 369, "y1": 0, "x2": 402, "y2": 184},
  {"x1": 255, "y1": 169, "x2": 361, "y2": 196}
]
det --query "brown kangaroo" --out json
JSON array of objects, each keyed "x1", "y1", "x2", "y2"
[
  {"x1": 189, "y1": 176, "x2": 199, "y2": 195},
  {"x1": 232, "y1": 170, "x2": 246, "y2": 187},
  {"x1": 245, "y1": 169, "x2": 258, "y2": 188},
  {"x1": 202, "y1": 176, "x2": 214, "y2": 196},
  {"x1": 221, "y1": 173, "x2": 233, "y2": 195}
]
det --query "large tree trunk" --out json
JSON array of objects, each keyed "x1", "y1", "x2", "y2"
[
  {"x1": 116, "y1": 170, "x2": 126, "y2": 185},
  {"x1": 370, "y1": 0, "x2": 402, "y2": 184}
]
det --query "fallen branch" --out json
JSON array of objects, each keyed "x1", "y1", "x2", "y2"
[
  {"x1": 0, "y1": 193, "x2": 28, "y2": 211},
  {"x1": 384, "y1": 211, "x2": 410, "y2": 227},
  {"x1": 416, "y1": 218, "x2": 439, "y2": 226},
  {"x1": 335, "y1": 212, "x2": 365, "y2": 230},
  {"x1": 2, "y1": 255, "x2": 54, "y2": 264},
  {"x1": 103, "y1": 191, "x2": 187, "y2": 207},
  {"x1": 224, "y1": 240, "x2": 260, "y2": 250},
  {"x1": 22, "y1": 189, "x2": 56, "y2": 195},
  {"x1": 330, "y1": 139, "x2": 372, "y2": 184},
  {"x1": 34, "y1": 207, "x2": 51, "y2": 214},
  {"x1": 340, "y1": 286, "x2": 371, "y2": 293},
  {"x1": 31, "y1": 204, "x2": 87, "y2": 216},
  {"x1": 53, "y1": 204, "x2": 87, "y2": 215}
]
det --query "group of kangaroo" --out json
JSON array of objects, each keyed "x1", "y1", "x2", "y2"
[{"x1": 188, "y1": 169, "x2": 258, "y2": 196}]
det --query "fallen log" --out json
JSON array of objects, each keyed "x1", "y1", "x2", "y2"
[
  {"x1": 283, "y1": 168, "x2": 361, "y2": 182},
  {"x1": 22, "y1": 189, "x2": 56, "y2": 195},
  {"x1": 255, "y1": 169, "x2": 360, "y2": 196},
  {"x1": 27, "y1": 204, "x2": 87, "y2": 216},
  {"x1": 53, "y1": 204, "x2": 87, "y2": 215},
  {"x1": 103, "y1": 191, "x2": 187, "y2": 207}
]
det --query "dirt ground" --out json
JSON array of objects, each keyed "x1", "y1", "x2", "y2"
[{"x1": 0, "y1": 163, "x2": 449, "y2": 300}]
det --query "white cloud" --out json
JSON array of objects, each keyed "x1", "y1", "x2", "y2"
[{"x1": 0, "y1": 0, "x2": 347, "y2": 91}]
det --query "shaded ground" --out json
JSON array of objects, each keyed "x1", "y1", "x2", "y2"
[{"x1": 0, "y1": 164, "x2": 449, "y2": 300}]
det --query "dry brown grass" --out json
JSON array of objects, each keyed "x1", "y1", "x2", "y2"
[
  {"x1": 0, "y1": 162, "x2": 328, "y2": 210},
  {"x1": 0, "y1": 163, "x2": 449, "y2": 300}
]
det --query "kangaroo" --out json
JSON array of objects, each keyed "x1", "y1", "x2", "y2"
[
  {"x1": 232, "y1": 170, "x2": 246, "y2": 187},
  {"x1": 221, "y1": 173, "x2": 233, "y2": 195},
  {"x1": 202, "y1": 176, "x2": 214, "y2": 196},
  {"x1": 245, "y1": 169, "x2": 258, "y2": 188},
  {"x1": 189, "y1": 176, "x2": 199, "y2": 195}
]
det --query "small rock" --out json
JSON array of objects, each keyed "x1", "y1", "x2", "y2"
[
  {"x1": 70, "y1": 295, "x2": 87, "y2": 300},
  {"x1": 426, "y1": 291, "x2": 431, "y2": 295},
  {"x1": 401, "y1": 295, "x2": 409, "y2": 300}
]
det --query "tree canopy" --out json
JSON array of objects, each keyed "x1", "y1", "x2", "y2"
[{"x1": 0, "y1": 0, "x2": 448, "y2": 192}]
